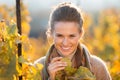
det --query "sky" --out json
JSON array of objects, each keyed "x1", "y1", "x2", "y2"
[{"x1": 0, "y1": 0, "x2": 120, "y2": 12}]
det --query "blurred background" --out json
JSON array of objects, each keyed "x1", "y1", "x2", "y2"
[
  {"x1": 0, "y1": 0, "x2": 120, "y2": 80},
  {"x1": 1, "y1": 0, "x2": 120, "y2": 37}
]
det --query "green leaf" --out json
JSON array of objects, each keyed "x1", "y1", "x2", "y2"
[
  {"x1": 55, "y1": 58, "x2": 96, "y2": 80},
  {"x1": 18, "y1": 56, "x2": 27, "y2": 63},
  {"x1": 61, "y1": 57, "x2": 72, "y2": 67},
  {"x1": 73, "y1": 66, "x2": 96, "y2": 80},
  {"x1": 7, "y1": 24, "x2": 17, "y2": 35}
]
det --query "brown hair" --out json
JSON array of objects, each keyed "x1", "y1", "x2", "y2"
[{"x1": 47, "y1": 2, "x2": 83, "y2": 34}]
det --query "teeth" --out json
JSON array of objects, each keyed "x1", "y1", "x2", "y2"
[{"x1": 62, "y1": 47, "x2": 70, "y2": 50}]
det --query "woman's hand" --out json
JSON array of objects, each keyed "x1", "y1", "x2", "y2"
[{"x1": 47, "y1": 57, "x2": 67, "y2": 80}]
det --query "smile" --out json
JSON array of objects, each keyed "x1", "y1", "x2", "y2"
[{"x1": 61, "y1": 47, "x2": 71, "y2": 50}]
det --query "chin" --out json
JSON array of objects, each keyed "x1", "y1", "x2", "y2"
[{"x1": 61, "y1": 52, "x2": 72, "y2": 57}]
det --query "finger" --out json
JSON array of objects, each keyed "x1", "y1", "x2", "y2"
[
  {"x1": 48, "y1": 62, "x2": 67, "y2": 71},
  {"x1": 49, "y1": 66, "x2": 65, "y2": 73},
  {"x1": 47, "y1": 66, "x2": 65, "y2": 79},
  {"x1": 54, "y1": 66, "x2": 65, "y2": 72},
  {"x1": 49, "y1": 61, "x2": 67, "y2": 68},
  {"x1": 51, "y1": 57, "x2": 63, "y2": 63}
]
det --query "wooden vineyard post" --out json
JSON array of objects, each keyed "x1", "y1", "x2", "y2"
[{"x1": 16, "y1": 0, "x2": 22, "y2": 79}]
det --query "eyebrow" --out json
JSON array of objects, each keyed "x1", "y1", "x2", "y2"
[
  {"x1": 55, "y1": 33, "x2": 63, "y2": 36},
  {"x1": 55, "y1": 33, "x2": 76, "y2": 36}
]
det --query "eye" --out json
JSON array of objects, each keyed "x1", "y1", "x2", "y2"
[
  {"x1": 56, "y1": 34, "x2": 63, "y2": 37},
  {"x1": 69, "y1": 34, "x2": 76, "y2": 38}
]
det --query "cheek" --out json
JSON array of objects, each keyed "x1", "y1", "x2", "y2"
[
  {"x1": 53, "y1": 37, "x2": 62, "y2": 44},
  {"x1": 71, "y1": 37, "x2": 80, "y2": 45}
]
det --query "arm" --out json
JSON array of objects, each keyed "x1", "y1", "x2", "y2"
[{"x1": 90, "y1": 55, "x2": 112, "y2": 80}]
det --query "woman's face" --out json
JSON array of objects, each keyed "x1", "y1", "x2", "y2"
[{"x1": 52, "y1": 21, "x2": 82, "y2": 57}]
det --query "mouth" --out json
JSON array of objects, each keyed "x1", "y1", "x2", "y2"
[{"x1": 61, "y1": 46, "x2": 71, "y2": 51}]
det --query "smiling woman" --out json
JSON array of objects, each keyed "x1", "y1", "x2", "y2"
[
  {"x1": 34, "y1": 2, "x2": 112, "y2": 80},
  {"x1": 53, "y1": 21, "x2": 81, "y2": 57}
]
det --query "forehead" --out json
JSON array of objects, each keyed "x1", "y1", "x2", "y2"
[{"x1": 54, "y1": 21, "x2": 80, "y2": 34}]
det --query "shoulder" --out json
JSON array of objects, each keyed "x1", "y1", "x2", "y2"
[
  {"x1": 90, "y1": 55, "x2": 112, "y2": 80},
  {"x1": 80, "y1": 44, "x2": 108, "y2": 69},
  {"x1": 80, "y1": 44, "x2": 111, "y2": 79},
  {"x1": 80, "y1": 44, "x2": 108, "y2": 71},
  {"x1": 34, "y1": 56, "x2": 46, "y2": 65},
  {"x1": 90, "y1": 55, "x2": 106, "y2": 68}
]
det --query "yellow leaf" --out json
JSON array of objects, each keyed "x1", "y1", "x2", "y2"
[{"x1": 36, "y1": 63, "x2": 43, "y2": 70}]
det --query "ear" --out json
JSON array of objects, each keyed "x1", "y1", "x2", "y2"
[{"x1": 46, "y1": 31, "x2": 53, "y2": 44}]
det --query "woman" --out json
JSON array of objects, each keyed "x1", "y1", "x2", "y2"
[{"x1": 34, "y1": 2, "x2": 111, "y2": 80}]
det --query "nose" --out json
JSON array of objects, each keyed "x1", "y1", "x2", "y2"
[{"x1": 62, "y1": 38, "x2": 69, "y2": 46}]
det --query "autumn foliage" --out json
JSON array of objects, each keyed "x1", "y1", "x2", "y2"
[{"x1": 0, "y1": 3, "x2": 120, "y2": 80}]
